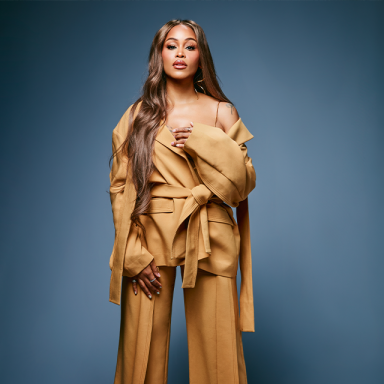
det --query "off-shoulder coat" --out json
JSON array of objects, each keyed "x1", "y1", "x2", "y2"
[{"x1": 108, "y1": 102, "x2": 256, "y2": 332}]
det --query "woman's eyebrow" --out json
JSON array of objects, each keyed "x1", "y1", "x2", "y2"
[{"x1": 165, "y1": 37, "x2": 197, "y2": 43}]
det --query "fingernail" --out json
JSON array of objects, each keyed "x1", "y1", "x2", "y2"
[
  {"x1": 148, "y1": 295, "x2": 152, "y2": 299},
  {"x1": 171, "y1": 142, "x2": 174, "y2": 145},
  {"x1": 172, "y1": 129, "x2": 176, "y2": 132},
  {"x1": 134, "y1": 291, "x2": 137, "y2": 295},
  {"x1": 156, "y1": 272, "x2": 161, "y2": 277},
  {"x1": 159, "y1": 286, "x2": 162, "y2": 289},
  {"x1": 156, "y1": 291, "x2": 160, "y2": 295}
]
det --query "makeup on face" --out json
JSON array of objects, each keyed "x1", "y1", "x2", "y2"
[{"x1": 162, "y1": 25, "x2": 200, "y2": 77}]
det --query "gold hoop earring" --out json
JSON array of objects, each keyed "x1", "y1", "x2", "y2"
[{"x1": 194, "y1": 78, "x2": 206, "y2": 95}]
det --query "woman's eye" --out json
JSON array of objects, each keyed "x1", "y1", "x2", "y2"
[{"x1": 166, "y1": 44, "x2": 196, "y2": 51}]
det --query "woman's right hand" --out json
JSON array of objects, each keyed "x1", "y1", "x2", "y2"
[{"x1": 132, "y1": 260, "x2": 162, "y2": 299}]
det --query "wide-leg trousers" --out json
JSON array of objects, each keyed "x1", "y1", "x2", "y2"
[{"x1": 113, "y1": 265, "x2": 248, "y2": 384}]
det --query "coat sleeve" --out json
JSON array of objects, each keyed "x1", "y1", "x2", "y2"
[
  {"x1": 182, "y1": 118, "x2": 256, "y2": 206},
  {"x1": 183, "y1": 118, "x2": 257, "y2": 332},
  {"x1": 108, "y1": 103, "x2": 154, "y2": 278}
]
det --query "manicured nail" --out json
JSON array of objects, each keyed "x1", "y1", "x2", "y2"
[
  {"x1": 171, "y1": 142, "x2": 174, "y2": 145},
  {"x1": 148, "y1": 295, "x2": 152, "y2": 299},
  {"x1": 134, "y1": 291, "x2": 137, "y2": 295},
  {"x1": 156, "y1": 291, "x2": 160, "y2": 295},
  {"x1": 159, "y1": 286, "x2": 162, "y2": 289},
  {"x1": 156, "y1": 272, "x2": 161, "y2": 277},
  {"x1": 172, "y1": 129, "x2": 176, "y2": 132}
]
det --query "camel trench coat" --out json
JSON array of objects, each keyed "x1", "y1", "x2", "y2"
[{"x1": 108, "y1": 102, "x2": 256, "y2": 332}]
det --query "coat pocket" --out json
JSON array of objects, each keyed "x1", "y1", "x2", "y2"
[
  {"x1": 205, "y1": 203, "x2": 238, "y2": 263},
  {"x1": 207, "y1": 203, "x2": 234, "y2": 226},
  {"x1": 140, "y1": 197, "x2": 177, "y2": 258},
  {"x1": 146, "y1": 197, "x2": 174, "y2": 213}
]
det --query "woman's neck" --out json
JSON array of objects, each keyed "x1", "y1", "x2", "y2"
[{"x1": 165, "y1": 77, "x2": 197, "y2": 105}]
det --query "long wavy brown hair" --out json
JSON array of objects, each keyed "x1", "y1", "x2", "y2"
[{"x1": 109, "y1": 19, "x2": 233, "y2": 235}]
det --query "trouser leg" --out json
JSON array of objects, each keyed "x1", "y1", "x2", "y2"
[
  {"x1": 144, "y1": 266, "x2": 176, "y2": 384},
  {"x1": 113, "y1": 266, "x2": 176, "y2": 384},
  {"x1": 181, "y1": 265, "x2": 248, "y2": 384}
]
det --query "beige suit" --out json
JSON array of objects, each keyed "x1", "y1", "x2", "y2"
[{"x1": 109, "y1": 102, "x2": 256, "y2": 383}]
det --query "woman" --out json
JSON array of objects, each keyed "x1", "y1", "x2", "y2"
[{"x1": 108, "y1": 19, "x2": 256, "y2": 384}]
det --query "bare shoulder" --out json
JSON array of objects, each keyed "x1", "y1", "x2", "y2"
[
  {"x1": 195, "y1": 94, "x2": 239, "y2": 132},
  {"x1": 198, "y1": 93, "x2": 221, "y2": 111},
  {"x1": 217, "y1": 102, "x2": 239, "y2": 134}
]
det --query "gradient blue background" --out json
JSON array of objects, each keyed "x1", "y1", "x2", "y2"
[{"x1": 1, "y1": 2, "x2": 383, "y2": 384}]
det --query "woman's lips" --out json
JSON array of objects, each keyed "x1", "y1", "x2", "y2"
[{"x1": 173, "y1": 64, "x2": 187, "y2": 69}]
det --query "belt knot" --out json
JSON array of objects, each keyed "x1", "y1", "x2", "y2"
[{"x1": 191, "y1": 184, "x2": 213, "y2": 206}]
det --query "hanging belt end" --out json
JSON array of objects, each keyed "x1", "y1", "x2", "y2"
[
  {"x1": 181, "y1": 280, "x2": 196, "y2": 289},
  {"x1": 109, "y1": 267, "x2": 123, "y2": 306},
  {"x1": 109, "y1": 296, "x2": 121, "y2": 306}
]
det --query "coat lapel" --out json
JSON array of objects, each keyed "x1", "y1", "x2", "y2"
[
  {"x1": 227, "y1": 118, "x2": 254, "y2": 145},
  {"x1": 155, "y1": 119, "x2": 189, "y2": 161},
  {"x1": 155, "y1": 117, "x2": 253, "y2": 160}
]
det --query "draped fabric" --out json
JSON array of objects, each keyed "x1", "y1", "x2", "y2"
[{"x1": 108, "y1": 102, "x2": 256, "y2": 332}]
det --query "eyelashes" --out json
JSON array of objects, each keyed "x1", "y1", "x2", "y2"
[{"x1": 166, "y1": 44, "x2": 196, "y2": 51}]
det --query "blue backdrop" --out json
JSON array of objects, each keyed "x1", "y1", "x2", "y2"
[{"x1": 1, "y1": 2, "x2": 383, "y2": 384}]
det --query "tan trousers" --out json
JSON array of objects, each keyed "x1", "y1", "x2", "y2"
[{"x1": 113, "y1": 265, "x2": 248, "y2": 384}]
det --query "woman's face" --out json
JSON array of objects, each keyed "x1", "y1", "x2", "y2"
[{"x1": 161, "y1": 25, "x2": 200, "y2": 81}]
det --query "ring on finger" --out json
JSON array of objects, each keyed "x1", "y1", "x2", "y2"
[{"x1": 150, "y1": 277, "x2": 156, "y2": 283}]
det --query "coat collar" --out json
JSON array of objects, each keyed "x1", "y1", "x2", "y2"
[
  {"x1": 226, "y1": 118, "x2": 254, "y2": 145},
  {"x1": 155, "y1": 117, "x2": 254, "y2": 160},
  {"x1": 155, "y1": 119, "x2": 188, "y2": 160}
]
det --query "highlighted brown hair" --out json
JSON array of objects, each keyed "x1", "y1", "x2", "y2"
[{"x1": 110, "y1": 19, "x2": 233, "y2": 234}]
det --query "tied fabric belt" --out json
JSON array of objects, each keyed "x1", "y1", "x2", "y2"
[
  {"x1": 150, "y1": 183, "x2": 226, "y2": 289},
  {"x1": 109, "y1": 181, "x2": 255, "y2": 332},
  {"x1": 109, "y1": 182, "x2": 223, "y2": 305}
]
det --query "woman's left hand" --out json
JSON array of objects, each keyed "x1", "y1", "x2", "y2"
[{"x1": 170, "y1": 122, "x2": 193, "y2": 148}]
